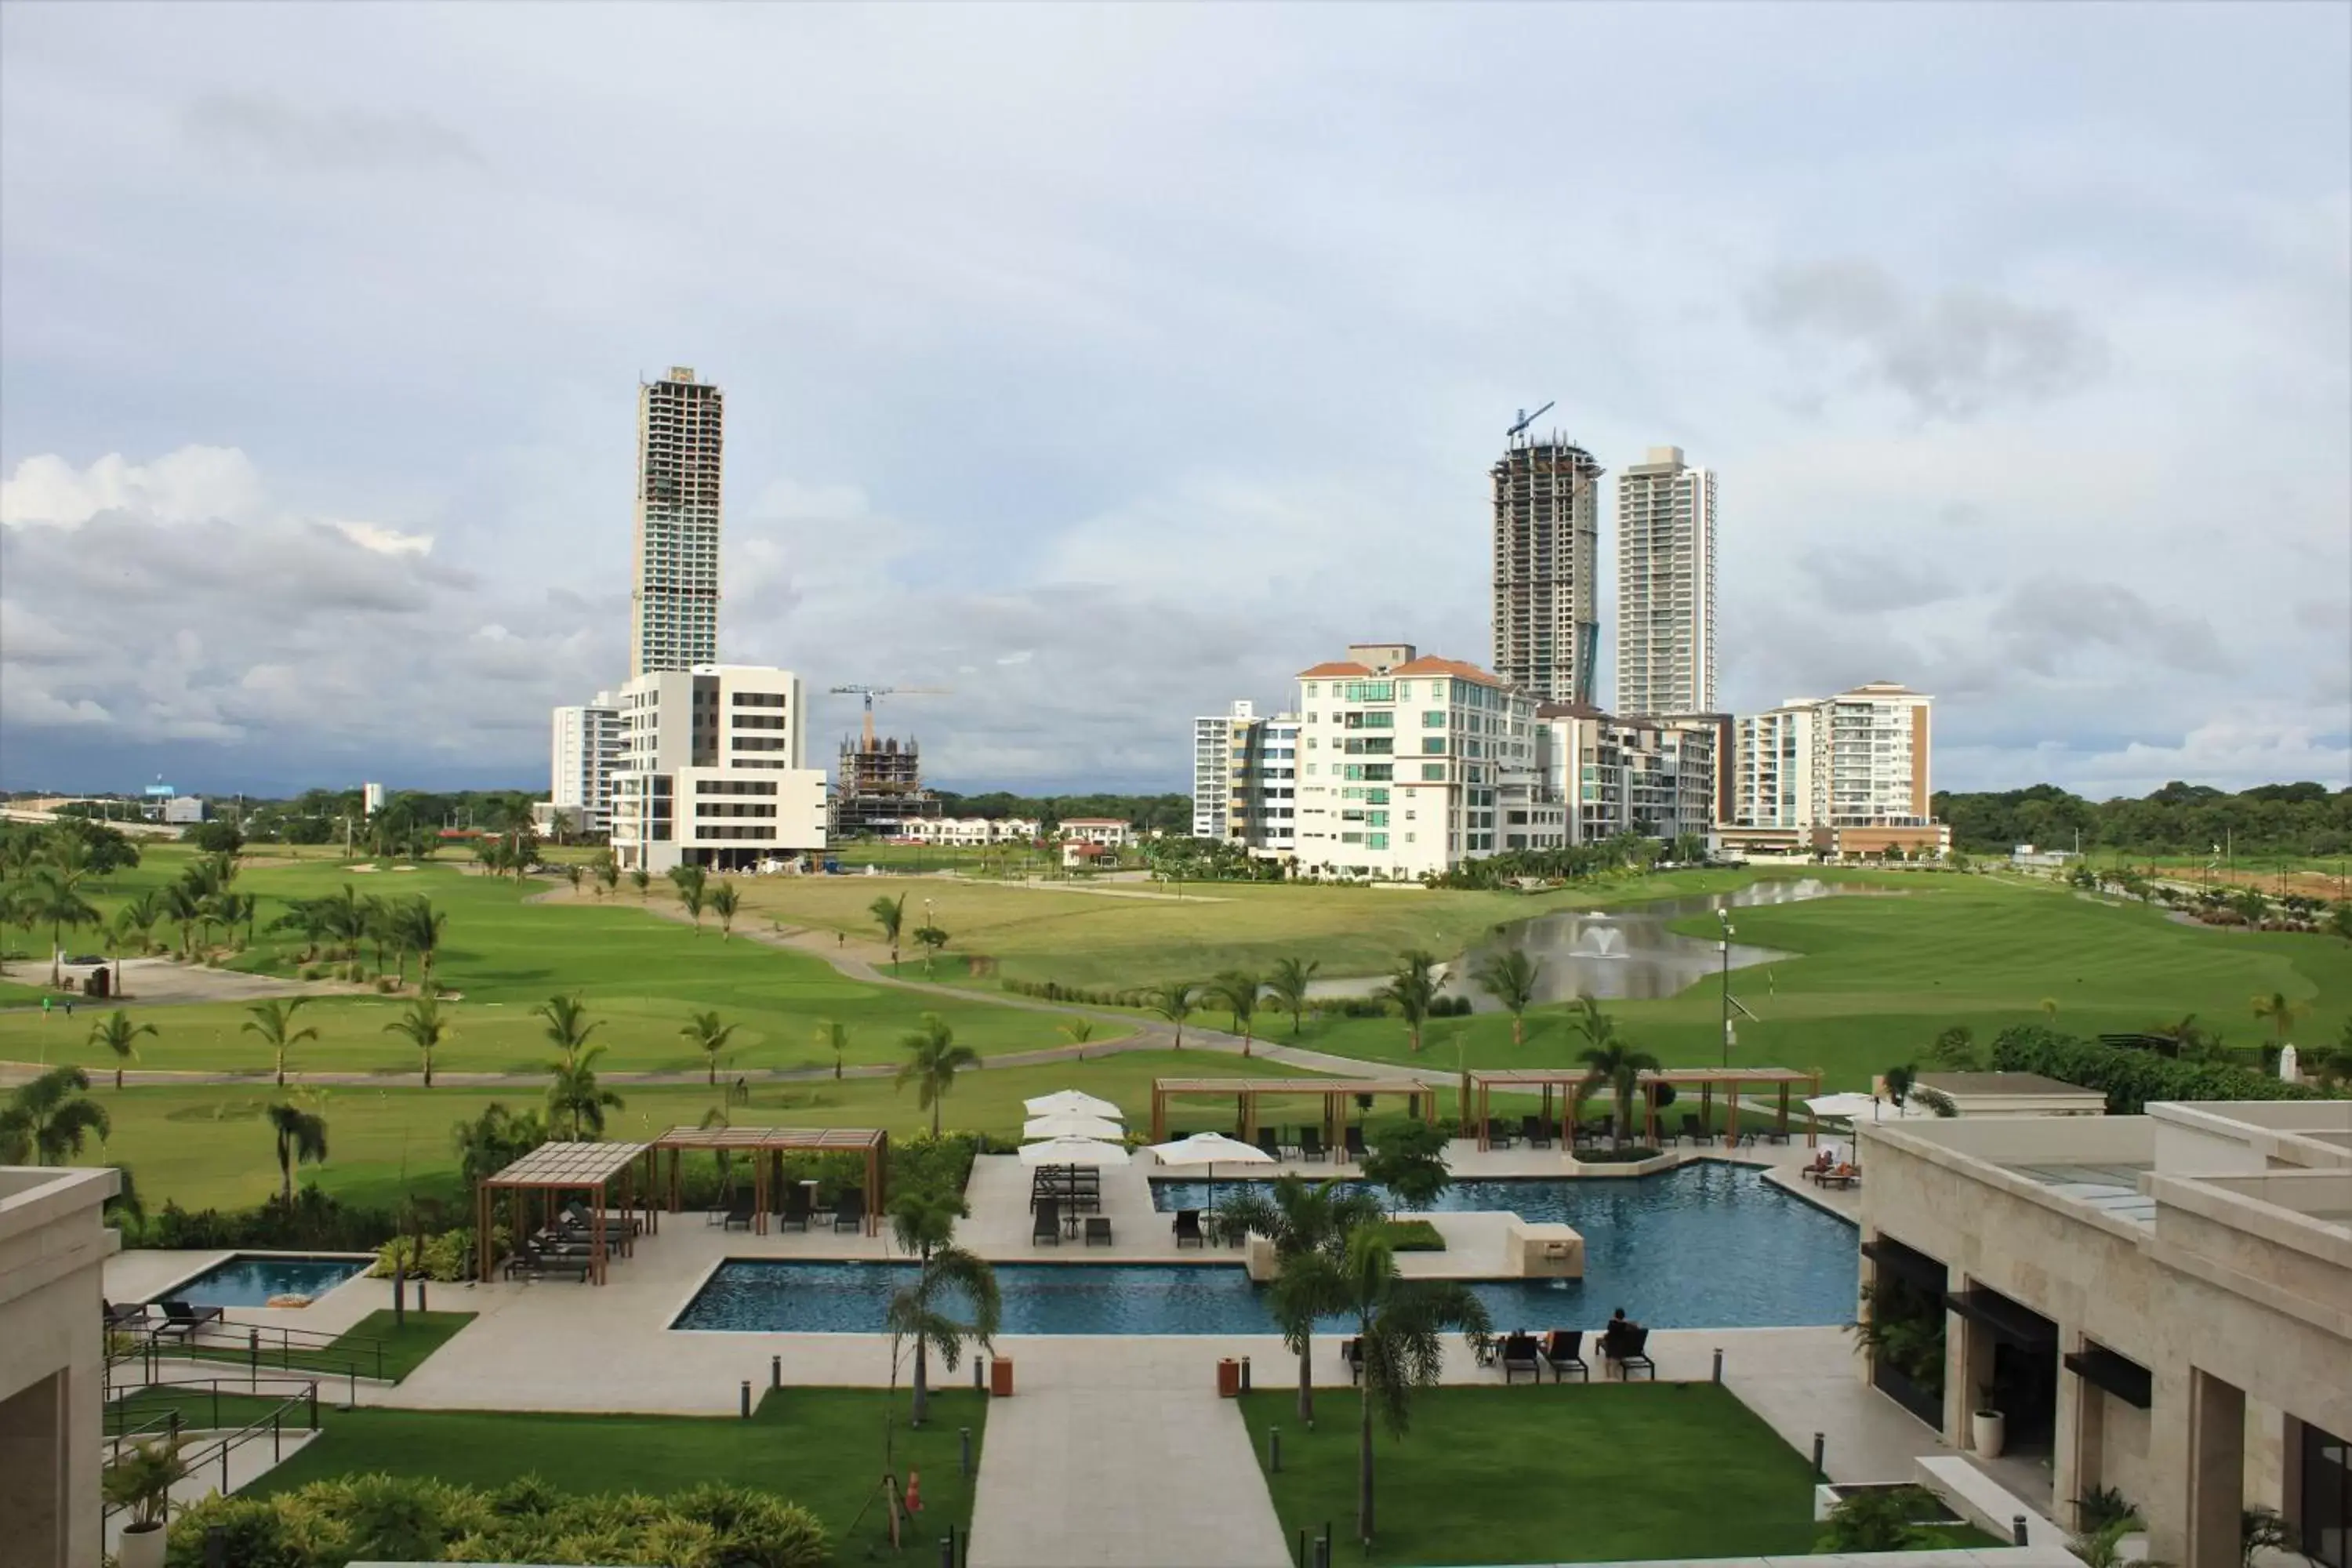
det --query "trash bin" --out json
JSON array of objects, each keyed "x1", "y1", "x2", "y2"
[
  {"x1": 87, "y1": 967, "x2": 111, "y2": 1000},
  {"x1": 989, "y1": 1358, "x2": 1014, "y2": 1398},
  {"x1": 1216, "y1": 1358, "x2": 1240, "y2": 1398}
]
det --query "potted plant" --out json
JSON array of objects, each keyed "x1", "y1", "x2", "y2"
[
  {"x1": 103, "y1": 1435, "x2": 187, "y2": 1568},
  {"x1": 1971, "y1": 1385, "x2": 2005, "y2": 1460}
]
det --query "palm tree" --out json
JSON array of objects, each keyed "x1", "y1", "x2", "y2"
[
  {"x1": 1570, "y1": 996, "x2": 1661, "y2": 1148},
  {"x1": 815, "y1": 1018, "x2": 850, "y2": 1080},
  {"x1": 1149, "y1": 979, "x2": 1199, "y2": 1049},
  {"x1": 1377, "y1": 950, "x2": 1442, "y2": 1053},
  {"x1": 397, "y1": 897, "x2": 448, "y2": 993},
  {"x1": 710, "y1": 883, "x2": 740, "y2": 940},
  {"x1": 1266, "y1": 956, "x2": 1319, "y2": 1036},
  {"x1": 1058, "y1": 1016, "x2": 1094, "y2": 1054},
  {"x1": 0, "y1": 1065, "x2": 111, "y2": 1164},
  {"x1": 870, "y1": 894, "x2": 908, "y2": 965},
  {"x1": 115, "y1": 891, "x2": 162, "y2": 957},
  {"x1": 266, "y1": 1102, "x2": 328, "y2": 1205},
  {"x1": 885, "y1": 1188, "x2": 1000, "y2": 1427},
  {"x1": 1218, "y1": 1175, "x2": 1386, "y2": 1423},
  {"x1": 546, "y1": 1044, "x2": 623, "y2": 1138},
  {"x1": 593, "y1": 856, "x2": 619, "y2": 899},
  {"x1": 1473, "y1": 950, "x2": 1541, "y2": 1045},
  {"x1": 912, "y1": 923, "x2": 950, "y2": 975},
  {"x1": 670, "y1": 864, "x2": 709, "y2": 933},
  {"x1": 26, "y1": 864, "x2": 100, "y2": 986},
  {"x1": 1341, "y1": 1226, "x2": 1494, "y2": 1545},
  {"x1": 895, "y1": 1013, "x2": 980, "y2": 1136},
  {"x1": 383, "y1": 996, "x2": 453, "y2": 1088},
  {"x1": 682, "y1": 1009, "x2": 740, "y2": 1086},
  {"x1": 535, "y1": 993, "x2": 601, "y2": 1065},
  {"x1": 2252, "y1": 991, "x2": 2303, "y2": 1051},
  {"x1": 89, "y1": 1011, "x2": 158, "y2": 1091},
  {"x1": 241, "y1": 998, "x2": 318, "y2": 1088},
  {"x1": 1208, "y1": 971, "x2": 1262, "y2": 1056},
  {"x1": 563, "y1": 863, "x2": 584, "y2": 896},
  {"x1": 160, "y1": 881, "x2": 201, "y2": 959}
]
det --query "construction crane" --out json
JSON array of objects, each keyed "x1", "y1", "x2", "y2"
[
  {"x1": 1506, "y1": 400, "x2": 1555, "y2": 442},
  {"x1": 829, "y1": 684, "x2": 951, "y2": 750}
]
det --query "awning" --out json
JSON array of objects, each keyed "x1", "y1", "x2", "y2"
[
  {"x1": 1944, "y1": 1288, "x2": 2059, "y2": 1348},
  {"x1": 2064, "y1": 1346, "x2": 2152, "y2": 1409}
]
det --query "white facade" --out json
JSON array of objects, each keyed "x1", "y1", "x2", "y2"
[
  {"x1": 1291, "y1": 643, "x2": 1538, "y2": 880},
  {"x1": 550, "y1": 691, "x2": 622, "y2": 835},
  {"x1": 609, "y1": 664, "x2": 827, "y2": 873},
  {"x1": 161, "y1": 795, "x2": 205, "y2": 825},
  {"x1": 899, "y1": 817, "x2": 1040, "y2": 846},
  {"x1": 1615, "y1": 446, "x2": 1717, "y2": 717},
  {"x1": 1492, "y1": 435, "x2": 1603, "y2": 706},
  {"x1": 1, "y1": 1165, "x2": 119, "y2": 1568},
  {"x1": 1535, "y1": 706, "x2": 1722, "y2": 848},
  {"x1": 1243, "y1": 715, "x2": 1300, "y2": 855},
  {"x1": 1058, "y1": 818, "x2": 1132, "y2": 847},
  {"x1": 361, "y1": 781, "x2": 386, "y2": 815},
  {"x1": 630, "y1": 367, "x2": 724, "y2": 677},
  {"x1": 1733, "y1": 682, "x2": 1932, "y2": 830},
  {"x1": 1191, "y1": 701, "x2": 1254, "y2": 839}
]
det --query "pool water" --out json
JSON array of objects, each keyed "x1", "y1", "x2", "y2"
[
  {"x1": 157, "y1": 1254, "x2": 369, "y2": 1308},
  {"x1": 675, "y1": 1166, "x2": 1857, "y2": 1334}
]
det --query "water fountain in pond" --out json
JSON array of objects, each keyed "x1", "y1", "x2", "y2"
[{"x1": 1571, "y1": 925, "x2": 1626, "y2": 959}]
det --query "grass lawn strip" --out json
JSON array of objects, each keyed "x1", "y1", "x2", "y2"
[{"x1": 166, "y1": 1309, "x2": 474, "y2": 1384}]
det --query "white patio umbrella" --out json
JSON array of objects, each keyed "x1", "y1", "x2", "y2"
[
  {"x1": 1022, "y1": 1112, "x2": 1125, "y2": 1142},
  {"x1": 1024, "y1": 1090, "x2": 1123, "y2": 1121},
  {"x1": 1146, "y1": 1131, "x2": 1276, "y2": 1214},
  {"x1": 1805, "y1": 1092, "x2": 1940, "y2": 1122},
  {"x1": 1016, "y1": 1136, "x2": 1131, "y2": 1167}
]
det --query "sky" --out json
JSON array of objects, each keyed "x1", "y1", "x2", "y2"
[{"x1": 2, "y1": 2, "x2": 2347, "y2": 801}]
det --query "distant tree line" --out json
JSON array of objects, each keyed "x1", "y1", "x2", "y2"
[
  {"x1": 1933, "y1": 781, "x2": 2352, "y2": 857},
  {"x1": 931, "y1": 789, "x2": 1193, "y2": 833}
]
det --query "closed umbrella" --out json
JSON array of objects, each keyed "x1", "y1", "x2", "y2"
[
  {"x1": 1023, "y1": 1112, "x2": 1125, "y2": 1142},
  {"x1": 1146, "y1": 1131, "x2": 1276, "y2": 1215},
  {"x1": 1016, "y1": 1136, "x2": 1131, "y2": 1167},
  {"x1": 1024, "y1": 1090, "x2": 1123, "y2": 1121}
]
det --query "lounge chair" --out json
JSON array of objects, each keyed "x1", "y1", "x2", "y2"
[
  {"x1": 777, "y1": 1184, "x2": 813, "y2": 1232},
  {"x1": 1340, "y1": 1337, "x2": 1364, "y2": 1384},
  {"x1": 720, "y1": 1194, "x2": 755, "y2": 1232},
  {"x1": 1678, "y1": 1112, "x2": 1706, "y2": 1146},
  {"x1": 1542, "y1": 1329, "x2": 1589, "y2": 1381},
  {"x1": 1344, "y1": 1126, "x2": 1368, "y2": 1161},
  {"x1": 1083, "y1": 1216, "x2": 1112, "y2": 1247},
  {"x1": 1521, "y1": 1115, "x2": 1552, "y2": 1149},
  {"x1": 1172, "y1": 1209, "x2": 1205, "y2": 1249},
  {"x1": 1033, "y1": 1198, "x2": 1061, "y2": 1247},
  {"x1": 833, "y1": 1189, "x2": 865, "y2": 1232},
  {"x1": 1254, "y1": 1130, "x2": 1283, "y2": 1162},
  {"x1": 516, "y1": 1243, "x2": 592, "y2": 1282},
  {"x1": 1485, "y1": 1117, "x2": 1515, "y2": 1150},
  {"x1": 1298, "y1": 1127, "x2": 1326, "y2": 1163},
  {"x1": 1603, "y1": 1324, "x2": 1655, "y2": 1381},
  {"x1": 156, "y1": 1300, "x2": 223, "y2": 1341},
  {"x1": 1500, "y1": 1332, "x2": 1542, "y2": 1384},
  {"x1": 103, "y1": 1299, "x2": 149, "y2": 1331}
]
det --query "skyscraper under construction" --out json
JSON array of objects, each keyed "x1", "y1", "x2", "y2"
[
  {"x1": 631, "y1": 367, "x2": 724, "y2": 677},
  {"x1": 1491, "y1": 431, "x2": 1603, "y2": 706}
]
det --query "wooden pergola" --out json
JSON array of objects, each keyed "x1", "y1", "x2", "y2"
[
  {"x1": 476, "y1": 1140, "x2": 652, "y2": 1286},
  {"x1": 645, "y1": 1126, "x2": 889, "y2": 1236},
  {"x1": 1149, "y1": 1076, "x2": 1436, "y2": 1145},
  {"x1": 1466, "y1": 1066, "x2": 1824, "y2": 1152}
]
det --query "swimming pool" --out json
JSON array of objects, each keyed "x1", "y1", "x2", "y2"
[
  {"x1": 675, "y1": 1166, "x2": 1857, "y2": 1334},
  {"x1": 154, "y1": 1254, "x2": 370, "y2": 1308}
]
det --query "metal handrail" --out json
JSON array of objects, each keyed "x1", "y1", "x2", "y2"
[
  {"x1": 100, "y1": 1383, "x2": 321, "y2": 1530},
  {"x1": 109, "y1": 1313, "x2": 390, "y2": 1382}
]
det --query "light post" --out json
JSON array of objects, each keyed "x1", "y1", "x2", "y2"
[{"x1": 1718, "y1": 910, "x2": 1735, "y2": 1067}]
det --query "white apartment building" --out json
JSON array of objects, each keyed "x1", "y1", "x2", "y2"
[
  {"x1": 1615, "y1": 446, "x2": 1717, "y2": 717},
  {"x1": 1192, "y1": 701, "x2": 1257, "y2": 840},
  {"x1": 1492, "y1": 434, "x2": 1604, "y2": 706},
  {"x1": 1535, "y1": 705, "x2": 1723, "y2": 848},
  {"x1": 550, "y1": 691, "x2": 622, "y2": 835},
  {"x1": 899, "y1": 816, "x2": 1040, "y2": 846},
  {"x1": 1291, "y1": 643, "x2": 1538, "y2": 880},
  {"x1": 1058, "y1": 818, "x2": 1132, "y2": 848},
  {"x1": 1733, "y1": 682, "x2": 1932, "y2": 828},
  {"x1": 609, "y1": 664, "x2": 827, "y2": 873},
  {"x1": 631, "y1": 367, "x2": 724, "y2": 677},
  {"x1": 1242, "y1": 713, "x2": 1300, "y2": 855}
]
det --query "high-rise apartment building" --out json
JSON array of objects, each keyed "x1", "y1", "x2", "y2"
[
  {"x1": 1535, "y1": 705, "x2": 1722, "y2": 848},
  {"x1": 1727, "y1": 681, "x2": 1942, "y2": 857},
  {"x1": 1191, "y1": 702, "x2": 1254, "y2": 840},
  {"x1": 631, "y1": 367, "x2": 724, "y2": 677},
  {"x1": 1189, "y1": 701, "x2": 1301, "y2": 855},
  {"x1": 1615, "y1": 446, "x2": 1717, "y2": 717},
  {"x1": 609, "y1": 664, "x2": 827, "y2": 873},
  {"x1": 1492, "y1": 434, "x2": 1603, "y2": 706},
  {"x1": 550, "y1": 692, "x2": 622, "y2": 834}
]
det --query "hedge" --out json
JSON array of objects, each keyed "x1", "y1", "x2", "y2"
[{"x1": 1989, "y1": 1025, "x2": 2339, "y2": 1116}]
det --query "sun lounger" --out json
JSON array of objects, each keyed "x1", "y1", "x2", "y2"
[
  {"x1": 1254, "y1": 1130, "x2": 1282, "y2": 1162},
  {"x1": 1521, "y1": 1115, "x2": 1552, "y2": 1149},
  {"x1": 1344, "y1": 1126, "x2": 1368, "y2": 1161},
  {"x1": 1298, "y1": 1127, "x2": 1326, "y2": 1163},
  {"x1": 1083, "y1": 1216, "x2": 1112, "y2": 1247},
  {"x1": 156, "y1": 1300, "x2": 223, "y2": 1341},
  {"x1": 721, "y1": 1194, "x2": 755, "y2": 1232},
  {"x1": 778, "y1": 1185, "x2": 813, "y2": 1232},
  {"x1": 1542, "y1": 1329, "x2": 1589, "y2": 1382},
  {"x1": 1500, "y1": 1332, "x2": 1542, "y2": 1384},
  {"x1": 1172, "y1": 1208, "x2": 1205, "y2": 1249},
  {"x1": 1678, "y1": 1112, "x2": 1706, "y2": 1146},
  {"x1": 103, "y1": 1298, "x2": 149, "y2": 1331},
  {"x1": 1341, "y1": 1336, "x2": 1364, "y2": 1384},
  {"x1": 1485, "y1": 1117, "x2": 1515, "y2": 1150},
  {"x1": 1603, "y1": 1324, "x2": 1655, "y2": 1380},
  {"x1": 1033, "y1": 1198, "x2": 1061, "y2": 1247},
  {"x1": 833, "y1": 1189, "x2": 865, "y2": 1232}
]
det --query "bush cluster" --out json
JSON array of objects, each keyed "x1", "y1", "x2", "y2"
[
  {"x1": 123, "y1": 1189, "x2": 397, "y2": 1253},
  {"x1": 1306, "y1": 996, "x2": 1394, "y2": 1019},
  {"x1": 999, "y1": 978, "x2": 1156, "y2": 1007},
  {"x1": 165, "y1": 1474, "x2": 826, "y2": 1567},
  {"x1": 1990, "y1": 1025, "x2": 2339, "y2": 1115},
  {"x1": 368, "y1": 1228, "x2": 484, "y2": 1282}
]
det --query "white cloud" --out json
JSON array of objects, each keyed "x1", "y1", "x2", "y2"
[
  {"x1": 0, "y1": 447, "x2": 264, "y2": 528},
  {"x1": 333, "y1": 519, "x2": 434, "y2": 557}
]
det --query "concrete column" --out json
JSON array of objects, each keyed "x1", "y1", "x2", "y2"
[
  {"x1": 1943, "y1": 1266, "x2": 1974, "y2": 1447},
  {"x1": 0, "y1": 1371, "x2": 64, "y2": 1568},
  {"x1": 2185, "y1": 1370, "x2": 2247, "y2": 1568},
  {"x1": 2058, "y1": 1332, "x2": 2104, "y2": 1530}
]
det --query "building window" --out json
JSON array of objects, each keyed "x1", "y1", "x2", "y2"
[
  {"x1": 1422, "y1": 711, "x2": 1446, "y2": 728},
  {"x1": 1421, "y1": 764, "x2": 1445, "y2": 782},
  {"x1": 1423, "y1": 739, "x2": 1446, "y2": 755}
]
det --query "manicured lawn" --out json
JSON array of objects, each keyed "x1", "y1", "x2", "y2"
[
  {"x1": 172, "y1": 1309, "x2": 474, "y2": 1383},
  {"x1": 1238, "y1": 1381, "x2": 1832, "y2": 1565}
]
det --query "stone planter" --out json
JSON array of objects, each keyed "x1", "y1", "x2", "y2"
[
  {"x1": 1971, "y1": 1409, "x2": 2006, "y2": 1459},
  {"x1": 118, "y1": 1521, "x2": 168, "y2": 1568}
]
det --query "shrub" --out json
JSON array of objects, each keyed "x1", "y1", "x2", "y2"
[
  {"x1": 1382, "y1": 1218, "x2": 1445, "y2": 1250},
  {"x1": 126, "y1": 1189, "x2": 397, "y2": 1253},
  {"x1": 1991, "y1": 1025, "x2": 2339, "y2": 1114},
  {"x1": 1818, "y1": 1486, "x2": 1947, "y2": 1552},
  {"x1": 369, "y1": 1228, "x2": 483, "y2": 1283}
]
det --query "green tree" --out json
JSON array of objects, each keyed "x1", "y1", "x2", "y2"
[
  {"x1": 1377, "y1": 950, "x2": 1442, "y2": 1054},
  {"x1": 1926, "y1": 1025, "x2": 1983, "y2": 1071},
  {"x1": 27, "y1": 859, "x2": 100, "y2": 986},
  {"x1": 546, "y1": 1045, "x2": 624, "y2": 1138},
  {"x1": 266, "y1": 1101, "x2": 328, "y2": 1204},
  {"x1": 1208, "y1": 971, "x2": 1261, "y2": 1056},
  {"x1": 535, "y1": 993, "x2": 601, "y2": 1065},
  {"x1": 160, "y1": 881, "x2": 202, "y2": 959},
  {"x1": 815, "y1": 1018, "x2": 850, "y2": 1080},
  {"x1": 592, "y1": 856, "x2": 619, "y2": 899},
  {"x1": 383, "y1": 996, "x2": 453, "y2": 1088},
  {"x1": 0, "y1": 1065, "x2": 111, "y2": 1164},
  {"x1": 1149, "y1": 979, "x2": 1199, "y2": 1049},
  {"x1": 2251, "y1": 991, "x2": 2303, "y2": 1049},
  {"x1": 670, "y1": 864, "x2": 709, "y2": 933},
  {"x1": 629, "y1": 867, "x2": 651, "y2": 900},
  {"x1": 895, "y1": 1014, "x2": 980, "y2": 1136},
  {"x1": 1341, "y1": 1226, "x2": 1494, "y2": 1545},
  {"x1": 710, "y1": 882, "x2": 740, "y2": 940},
  {"x1": 1217, "y1": 1174, "x2": 1385, "y2": 1423},
  {"x1": 451, "y1": 1103, "x2": 549, "y2": 1200},
  {"x1": 101, "y1": 1435, "x2": 189, "y2": 1536},
  {"x1": 911, "y1": 923, "x2": 950, "y2": 975},
  {"x1": 885, "y1": 1187, "x2": 1000, "y2": 1428},
  {"x1": 114, "y1": 890, "x2": 163, "y2": 958},
  {"x1": 89, "y1": 1010, "x2": 158, "y2": 1091},
  {"x1": 1360, "y1": 1120, "x2": 1452, "y2": 1217},
  {"x1": 1266, "y1": 956, "x2": 1319, "y2": 1036},
  {"x1": 1472, "y1": 949, "x2": 1540, "y2": 1046},
  {"x1": 682, "y1": 1009, "x2": 740, "y2": 1087},
  {"x1": 242, "y1": 997, "x2": 319, "y2": 1089},
  {"x1": 563, "y1": 863, "x2": 584, "y2": 896},
  {"x1": 1570, "y1": 995, "x2": 1661, "y2": 1148},
  {"x1": 870, "y1": 894, "x2": 908, "y2": 964},
  {"x1": 396, "y1": 898, "x2": 448, "y2": 993}
]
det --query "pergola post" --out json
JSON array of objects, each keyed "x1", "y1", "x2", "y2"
[
  {"x1": 1726, "y1": 1079, "x2": 1742, "y2": 1147},
  {"x1": 1777, "y1": 1082, "x2": 1790, "y2": 1142},
  {"x1": 1150, "y1": 1087, "x2": 1167, "y2": 1144}
]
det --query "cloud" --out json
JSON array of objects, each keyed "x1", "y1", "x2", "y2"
[
  {"x1": 1747, "y1": 261, "x2": 2108, "y2": 419},
  {"x1": 1, "y1": 447, "x2": 265, "y2": 528},
  {"x1": 334, "y1": 519, "x2": 435, "y2": 557},
  {"x1": 180, "y1": 93, "x2": 485, "y2": 173},
  {"x1": 1982, "y1": 579, "x2": 2230, "y2": 678}
]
